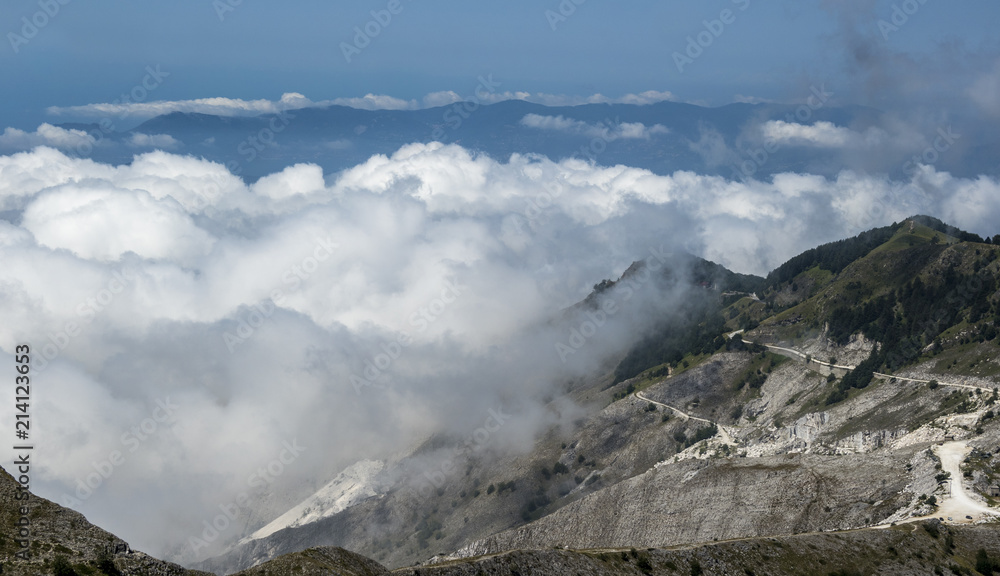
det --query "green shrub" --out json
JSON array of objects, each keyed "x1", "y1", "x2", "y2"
[
  {"x1": 976, "y1": 548, "x2": 997, "y2": 575},
  {"x1": 52, "y1": 556, "x2": 78, "y2": 576},
  {"x1": 96, "y1": 548, "x2": 122, "y2": 576},
  {"x1": 636, "y1": 555, "x2": 652, "y2": 572}
]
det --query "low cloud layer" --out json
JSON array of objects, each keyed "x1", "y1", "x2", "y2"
[
  {"x1": 45, "y1": 90, "x2": 679, "y2": 120},
  {"x1": 127, "y1": 133, "x2": 181, "y2": 149},
  {"x1": 761, "y1": 120, "x2": 886, "y2": 149},
  {"x1": 0, "y1": 143, "x2": 997, "y2": 561},
  {"x1": 521, "y1": 114, "x2": 669, "y2": 141},
  {"x1": 0, "y1": 123, "x2": 96, "y2": 151}
]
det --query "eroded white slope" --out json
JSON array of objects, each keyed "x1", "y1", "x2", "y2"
[{"x1": 242, "y1": 459, "x2": 386, "y2": 542}]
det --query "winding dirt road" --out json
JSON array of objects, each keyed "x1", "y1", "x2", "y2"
[
  {"x1": 743, "y1": 339, "x2": 996, "y2": 392},
  {"x1": 635, "y1": 391, "x2": 735, "y2": 445},
  {"x1": 633, "y1": 335, "x2": 997, "y2": 523},
  {"x1": 931, "y1": 441, "x2": 999, "y2": 523}
]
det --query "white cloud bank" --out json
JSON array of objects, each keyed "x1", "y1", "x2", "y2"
[{"x1": 0, "y1": 143, "x2": 997, "y2": 561}]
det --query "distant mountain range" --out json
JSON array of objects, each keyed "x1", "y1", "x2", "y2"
[{"x1": 53, "y1": 99, "x2": 1000, "y2": 182}]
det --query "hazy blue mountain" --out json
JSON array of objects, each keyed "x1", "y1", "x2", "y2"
[{"x1": 52, "y1": 99, "x2": 938, "y2": 182}]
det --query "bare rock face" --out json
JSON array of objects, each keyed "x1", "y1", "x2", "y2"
[
  {"x1": 0, "y1": 466, "x2": 212, "y2": 576},
  {"x1": 453, "y1": 449, "x2": 914, "y2": 558},
  {"x1": 401, "y1": 524, "x2": 1000, "y2": 576}
]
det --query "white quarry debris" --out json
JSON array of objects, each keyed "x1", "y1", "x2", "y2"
[{"x1": 241, "y1": 459, "x2": 386, "y2": 543}]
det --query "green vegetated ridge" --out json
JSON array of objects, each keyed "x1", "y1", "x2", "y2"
[{"x1": 616, "y1": 215, "x2": 1000, "y2": 389}]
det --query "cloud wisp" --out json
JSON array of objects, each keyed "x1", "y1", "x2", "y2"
[{"x1": 520, "y1": 114, "x2": 670, "y2": 140}]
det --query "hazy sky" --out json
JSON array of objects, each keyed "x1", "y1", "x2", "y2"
[{"x1": 2, "y1": 0, "x2": 999, "y2": 128}]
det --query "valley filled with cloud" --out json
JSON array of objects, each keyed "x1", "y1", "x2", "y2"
[{"x1": 1, "y1": 139, "x2": 999, "y2": 557}]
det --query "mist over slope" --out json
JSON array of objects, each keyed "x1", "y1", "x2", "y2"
[
  {"x1": 1, "y1": 135, "x2": 1000, "y2": 562},
  {"x1": 193, "y1": 217, "x2": 1000, "y2": 573}
]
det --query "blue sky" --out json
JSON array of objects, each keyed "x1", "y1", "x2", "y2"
[{"x1": 2, "y1": 0, "x2": 999, "y2": 128}]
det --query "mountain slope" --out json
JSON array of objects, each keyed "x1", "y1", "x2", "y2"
[
  {"x1": 743, "y1": 216, "x2": 1000, "y2": 380},
  {"x1": 397, "y1": 522, "x2": 1000, "y2": 576},
  {"x1": 240, "y1": 460, "x2": 387, "y2": 544},
  {"x1": 0, "y1": 466, "x2": 213, "y2": 576},
  {"x1": 195, "y1": 217, "x2": 999, "y2": 573},
  {"x1": 230, "y1": 546, "x2": 389, "y2": 576}
]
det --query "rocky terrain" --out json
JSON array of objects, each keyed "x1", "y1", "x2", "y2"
[
  {"x1": 230, "y1": 546, "x2": 390, "y2": 576},
  {"x1": 0, "y1": 466, "x2": 213, "y2": 576},
  {"x1": 398, "y1": 522, "x2": 1000, "y2": 576}
]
